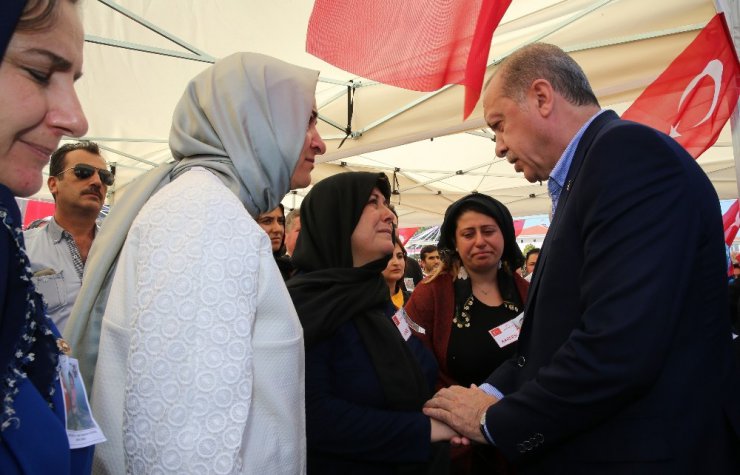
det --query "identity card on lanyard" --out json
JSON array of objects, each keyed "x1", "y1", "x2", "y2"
[{"x1": 58, "y1": 354, "x2": 107, "y2": 448}]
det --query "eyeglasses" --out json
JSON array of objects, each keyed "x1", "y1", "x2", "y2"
[{"x1": 56, "y1": 164, "x2": 114, "y2": 186}]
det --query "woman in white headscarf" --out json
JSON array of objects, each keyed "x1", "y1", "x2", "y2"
[{"x1": 65, "y1": 52, "x2": 325, "y2": 474}]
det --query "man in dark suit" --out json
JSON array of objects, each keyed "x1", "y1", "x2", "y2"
[{"x1": 425, "y1": 43, "x2": 740, "y2": 474}]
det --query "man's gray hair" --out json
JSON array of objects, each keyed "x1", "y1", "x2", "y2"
[
  {"x1": 285, "y1": 208, "x2": 301, "y2": 231},
  {"x1": 496, "y1": 43, "x2": 599, "y2": 107}
]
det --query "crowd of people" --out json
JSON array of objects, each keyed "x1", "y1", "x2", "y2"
[{"x1": 2, "y1": 1, "x2": 740, "y2": 474}]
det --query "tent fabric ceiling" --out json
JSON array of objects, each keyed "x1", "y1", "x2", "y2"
[{"x1": 39, "y1": 0, "x2": 734, "y2": 226}]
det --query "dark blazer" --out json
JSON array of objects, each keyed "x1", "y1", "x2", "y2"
[
  {"x1": 404, "y1": 257, "x2": 424, "y2": 287},
  {"x1": 483, "y1": 111, "x2": 740, "y2": 474}
]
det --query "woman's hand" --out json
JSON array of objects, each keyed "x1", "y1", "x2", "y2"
[{"x1": 430, "y1": 418, "x2": 469, "y2": 445}]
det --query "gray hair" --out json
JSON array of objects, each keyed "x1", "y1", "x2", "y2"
[
  {"x1": 496, "y1": 43, "x2": 599, "y2": 107},
  {"x1": 285, "y1": 208, "x2": 301, "y2": 232}
]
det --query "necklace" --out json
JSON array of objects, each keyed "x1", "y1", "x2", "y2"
[
  {"x1": 473, "y1": 281, "x2": 498, "y2": 297},
  {"x1": 452, "y1": 294, "x2": 520, "y2": 329},
  {"x1": 452, "y1": 295, "x2": 475, "y2": 328}
]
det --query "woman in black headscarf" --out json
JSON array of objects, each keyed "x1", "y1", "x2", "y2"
[
  {"x1": 256, "y1": 203, "x2": 295, "y2": 280},
  {"x1": 405, "y1": 193, "x2": 528, "y2": 474},
  {"x1": 288, "y1": 172, "x2": 452, "y2": 474},
  {"x1": 1, "y1": 0, "x2": 93, "y2": 473}
]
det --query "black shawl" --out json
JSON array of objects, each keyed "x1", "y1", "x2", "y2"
[
  {"x1": 288, "y1": 172, "x2": 431, "y2": 411},
  {"x1": 0, "y1": 1, "x2": 24, "y2": 60}
]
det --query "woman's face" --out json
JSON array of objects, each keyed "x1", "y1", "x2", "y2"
[
  {"x1": 257, "y1": 206, "x2": 285, "y2": 252},
  {"x1": 0, "y1": 1, "x2": 88, "y2": 197},
  {"x1": 351, "y1": 187, "x2": 395, "y2": 267},
  {"x1": 382, "y1": 242, "x2": 405, "y2": 285},
  {"x1": 525, "y1": 251, "x2": 539, "y2": 275},
  {"x1": 455, "y1": 210, "x2": 505, "y2": 274},
  {"x1": 290, "y1": 100, "x2": 326, "y2": 190}
]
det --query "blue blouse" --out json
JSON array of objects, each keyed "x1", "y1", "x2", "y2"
[{"x1": 0, "y1": 185, "x2": 93, "y2": 474}]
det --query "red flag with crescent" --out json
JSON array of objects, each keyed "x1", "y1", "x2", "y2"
[
  {"x1": 723, "y1": 199, "x2": 740, "y2": 247},
  {"x1": 306, "y1": 0, "x2": 512, "y2": 119},
  {"x1": 397, "y1": 227, "x2": 419, "y2": 245},
  {"x1": 621, "y1": 13, "x2": 740, "y2": 159}
]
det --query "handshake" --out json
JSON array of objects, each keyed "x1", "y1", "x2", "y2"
[{"x1": 424, "y1": 384, "x2": 500, "y2": 444}]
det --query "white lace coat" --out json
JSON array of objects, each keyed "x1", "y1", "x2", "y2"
[{"x1": 90, "y1": 169, "x2": 306, "y2": 474}]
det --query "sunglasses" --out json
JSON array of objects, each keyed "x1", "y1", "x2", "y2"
[{"x1": 56, "y1": 164, "x2": 114, "y2": 186}]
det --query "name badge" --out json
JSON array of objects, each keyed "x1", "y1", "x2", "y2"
[
  {"x1": 392, "y1": 308, "x2": 413, "y2": 341},
  {"x1": 489, "y1": 313, "x2": 524, "y2": 348},
  {"x1": 58, "y1": 355, "x2": 106, "y2": 448}
]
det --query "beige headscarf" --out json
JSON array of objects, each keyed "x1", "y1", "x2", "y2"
[{"x1": 64, "y1": 53, "x2": 319, "y2": 387}]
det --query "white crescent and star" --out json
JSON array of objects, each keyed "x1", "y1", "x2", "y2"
[{"x1": 669, "y1": 59, "x2": 724, "y2": 138}]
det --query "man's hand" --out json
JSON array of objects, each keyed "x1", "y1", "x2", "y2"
[{"x1": 423, "y1": 384, "x2": 499, "y2": 444}]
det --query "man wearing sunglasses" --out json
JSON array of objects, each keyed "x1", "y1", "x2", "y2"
[{"x1": 24, "y1": 140, "x2": 113, "y2": 332}]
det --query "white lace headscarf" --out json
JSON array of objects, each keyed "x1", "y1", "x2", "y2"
[{"x1": 64, "y1": 53, "x2": 319, "y2": 386}]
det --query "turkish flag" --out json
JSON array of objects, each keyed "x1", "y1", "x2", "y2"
[
  {"x1": 723, "y1": 199, "x2": 740, "y2": 247},
  {"x1": 513, "y1": 219, "x2": 524, "y2": 237},
  {"x1": 621, "y1": 14, "x2": 740, "y2": 159},
  {"x1": 397, "y1": 227, "x2": 419, "y2": 245},
  {"x1": 306, "y1": 0, "x2": 512, "y2": 118}
]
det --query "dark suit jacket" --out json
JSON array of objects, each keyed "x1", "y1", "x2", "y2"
[
  {"x1": 483, "y1": 111, "x2": 740, "y2": 474},
  {"x1": 404, "y1": 257, "x2": 424, "y2": 287}
]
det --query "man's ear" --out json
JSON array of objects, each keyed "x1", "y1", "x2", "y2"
[
  {"x1": 530, "y1": 79, "x2": 554, "y2": 118},
  {"x1": 48, "y1": 176, "x2": 58, "y2": 198}
]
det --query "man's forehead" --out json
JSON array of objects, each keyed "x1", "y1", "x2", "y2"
[
  {"x1": 67, "y1": 149, "x2": 106, "y2": 166},
  {"x1": 483, "y1": 80, "x2": 504, "y2": 119}
]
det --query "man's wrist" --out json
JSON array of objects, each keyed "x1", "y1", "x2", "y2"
[
  {"x1": 479, "y1": 383, "x2": 504, "y2": 400},
  {"x1": 479, "y1": 409, "x2": 495, "y2": 445}
]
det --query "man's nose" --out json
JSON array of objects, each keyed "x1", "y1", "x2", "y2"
[{"x1": 495, "y1": 137, "x2": 507, "y2": 158}]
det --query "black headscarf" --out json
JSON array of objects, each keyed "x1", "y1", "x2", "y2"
[
  {"x1": 438, "y1": 193, "x2": 524, "y2": 269},
  {"x1": 288, "y1": 172, "x2": 430, "y2": 411},
  {"x1": 1, "y1": 1, "x2": 25, "y2": 60},
  {"x1": 438, "y1": 193, "x2": 526, "y2": 315}
]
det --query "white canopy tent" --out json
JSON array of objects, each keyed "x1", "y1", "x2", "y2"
[{"x1": 34, "y1": 0, "x2": 739, "y2": 226}]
